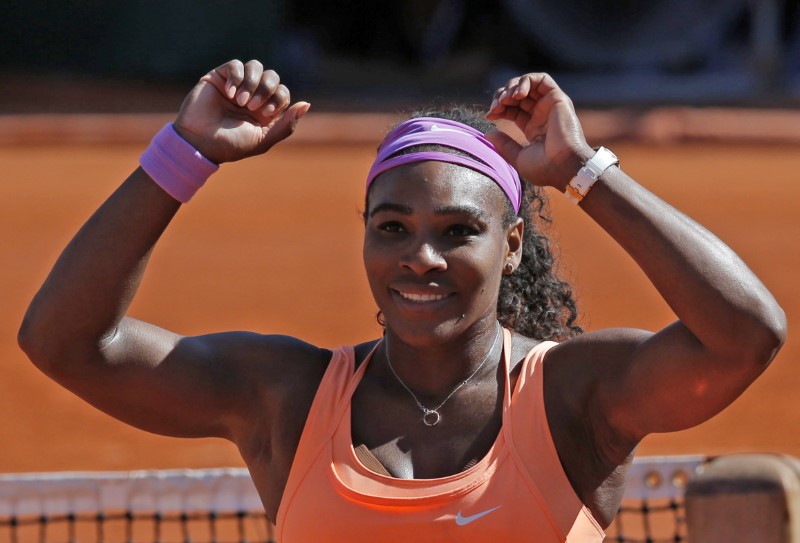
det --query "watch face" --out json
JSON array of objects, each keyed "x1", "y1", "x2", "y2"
[{"x1": 589, "y1": 147, "x2": 618, "y2": 173}]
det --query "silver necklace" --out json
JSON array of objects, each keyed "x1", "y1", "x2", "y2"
[{"x1": 384, "y1": 322, "x2": 502, "y2": 427}]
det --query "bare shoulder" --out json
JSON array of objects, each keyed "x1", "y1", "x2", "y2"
[
  {"x1": 192, "y1": 330, "x2": 333, "y2": 404},
  {"x1": 194, "y1": 331, "x2": 331, "y2": 382},
  {"x1": 545, "y1": 328, "x2": 653, "y2": 379},
  {"x1": 173, "y1": 330, "x2": 333, "y2": 443},
  {"x1": 505, "y1": 328, "x2": 650, "y2": 414},
  {"x1": 196, "y1": 331, "x2": 333, "y2": 458}
]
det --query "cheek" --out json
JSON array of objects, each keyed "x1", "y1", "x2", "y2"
[
  {"x1": 476, "y1": 243, "x2": 508, "y2": 297},
  {"x1": 362, "y1": 236, "x2": 391, "y2": 286},
  {"x1": 453, "y1": 247, "x2": 504, "y2": 287}
]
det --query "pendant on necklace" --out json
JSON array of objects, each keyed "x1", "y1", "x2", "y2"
[
  {"x1": 423, "y1": 409, "x2": 441, "y2": 426},
  {"x1": 385, "y1": 321, "x2": 502, "y2": 430}
]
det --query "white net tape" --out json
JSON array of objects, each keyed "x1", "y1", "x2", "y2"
[
  {"x1": 0, "y1": 469, "x2": 262, "y2": 518},
  {"x1": 624, "y1": 455, "x2": 706, "y2": 500}
]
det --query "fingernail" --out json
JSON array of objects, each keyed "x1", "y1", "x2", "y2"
[
  {"x1": 227, "y1": 85, "x2": 236, "y2": 99},
  {"x1": 263, "y1": 103, "x2": 275, "y2": 115},
  {"x1": 237, "y1": 92, "x2": 250, "y2": 106},
  {"x1": 296, "y1": 104, "x2": 310, "y2": 120}
]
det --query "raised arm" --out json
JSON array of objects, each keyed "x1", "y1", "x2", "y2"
[
  {"x1": 486, "y1": 74, "x2": 786, "y2": 449},
  {"x1": 17, "y1": 60, "x2": 321, "y2": 442}
]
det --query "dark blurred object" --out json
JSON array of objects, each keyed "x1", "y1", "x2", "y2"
[
  {"x1": 502, "y1": 0, "x2": 747, "y2": 69},
  {"x1": 491, "y1": 0, "x2": 798, "y2": 104},
  {"x1": 288, "y1": 0, "x2": 479, "y2": 67}
]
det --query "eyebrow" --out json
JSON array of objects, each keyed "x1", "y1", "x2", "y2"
[
  {"x1": 368, "y1": 202, "x2": 488, "y2": 222},
  {"x1": 369, "y1": 203, "x2": 412, "y2": 217},
  {"x1": 434, "y1": 204, "x2": 488, "y2": 222}
]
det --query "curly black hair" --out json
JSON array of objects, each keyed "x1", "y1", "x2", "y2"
[{"x1": 366, "y1": 105, "x2": 582, "y2": 341}]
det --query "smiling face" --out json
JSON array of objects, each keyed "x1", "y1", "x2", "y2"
[{"x1": 363, "y1": 160, "x2": 522, "y2": 345}]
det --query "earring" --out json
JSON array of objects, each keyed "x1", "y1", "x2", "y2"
[{"x1": 504, "y1": 263, "x2": 514, "y2": 275}]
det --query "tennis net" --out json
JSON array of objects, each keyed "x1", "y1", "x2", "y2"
[
  {"x1": 0, "y1": 469, "x2": 272, "y2": 543},
  {"x1": 0, "y1": 456, "x2": 705, "y2": 543}
]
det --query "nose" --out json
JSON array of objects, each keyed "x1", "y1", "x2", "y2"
[{"x1": 400, "y1": 238, "x2": 447, "y2": 275}]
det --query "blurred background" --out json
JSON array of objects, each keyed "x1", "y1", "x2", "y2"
[
  {"x1": 1, "y1": 0, "x2": 799, "y2": 112},
  {"x1": 2, "y1": 1, "x2": 799, "y2": 475}
]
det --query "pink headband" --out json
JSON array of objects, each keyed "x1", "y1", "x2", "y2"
[{"x1": 366, "y1": 117, "x2": 522, "y2": 213}]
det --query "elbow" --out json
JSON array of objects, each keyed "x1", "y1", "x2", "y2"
[
  {"x1": 19, "y1": 307, "x2": 113, "y2": 379},
  {"x1": 18, "y1": 312, "x2": 52, "y2": 372},
  {"x1": 745, "y1": 303, "x2": 787, "y2": 369},
  {"x1": 763, "y1": 306, "x2": 787, "y2": 362},
  {"x1": 19, "y1": 298, "x2": 118, "y2": 383},
  {"x1": 18, "y1": 318, "x2": 90, "y2": 381},
  {"x1": 17, "y1": 308, "x2": 77, "y2": 375},
  {"x1": 710, "y1": 296, "x2": 788, "y2": 371}
]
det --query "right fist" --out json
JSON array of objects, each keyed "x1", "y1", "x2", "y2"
[{"x1": 173, "y1": 59, "x2": 310, "y2": 164}]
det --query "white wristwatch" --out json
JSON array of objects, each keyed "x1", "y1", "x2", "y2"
[{"x1": 564, "y1": 147, "x2": 618, "y2": 204}]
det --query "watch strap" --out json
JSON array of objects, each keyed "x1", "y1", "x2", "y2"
[{"x1": 565, "y1": 147, "x2": 618, "y2": 204}]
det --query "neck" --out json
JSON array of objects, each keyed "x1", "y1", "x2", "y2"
[{"x1": 382, "y1": 318, "x2": 503, "y2": 397}]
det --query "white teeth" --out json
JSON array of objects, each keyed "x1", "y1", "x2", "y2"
[{"x1": 398, "y1": 292, "x2": 446, "y2": 302}]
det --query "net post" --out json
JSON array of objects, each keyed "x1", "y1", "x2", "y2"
[{"x1": 685, "y1": 453, "x2": 800, "y2": 543}]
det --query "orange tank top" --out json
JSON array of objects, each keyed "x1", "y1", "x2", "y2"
[{"x1": 275, "y1": 329, "x2": 605, "y2": 542}]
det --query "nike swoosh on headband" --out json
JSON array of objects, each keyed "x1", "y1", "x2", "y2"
[
  {"x1": 366, "y1": 117, "x2": 522, "y2": 213},
  {"x1": 429, "y1": 124, "x2": 463, "y2": 133},
  {"x1": 455, "y1": 505, "x2": 503, "y2": 526}
]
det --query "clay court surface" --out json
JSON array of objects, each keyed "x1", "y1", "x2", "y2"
[{"x1": 1, "y1": 114, "x2": 799, "y2": 473}]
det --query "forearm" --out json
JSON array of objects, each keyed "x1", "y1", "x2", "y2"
[
  {"x1": 19, "y1": 58, "x2": 307, "y2": 366},
  {"x1": 19, "y1": 168, "x2": 181, "y2": 362},
  {"x1": 578, "y1": 162, "x2": 786, "y2": 360}
]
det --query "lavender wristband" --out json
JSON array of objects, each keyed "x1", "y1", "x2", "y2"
[{"x1": 140, "y1": 123, "x2": 219, "y2": 203}]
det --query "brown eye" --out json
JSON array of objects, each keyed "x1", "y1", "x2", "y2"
[
  {"x1": 447, "y1": 225, "x2": 478, "y2": 237},
  {"x1": 379, "y1": 221, "x2": 406, "y2": 233}
]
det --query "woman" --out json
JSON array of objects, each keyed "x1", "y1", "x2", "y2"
[{"x1": 18, "y1": 60, "x2": 786, "y2": 542}]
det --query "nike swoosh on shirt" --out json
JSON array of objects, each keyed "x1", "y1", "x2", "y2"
[{"x1": 455, "y1": 505, "x2": 502, "y2": 526}]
